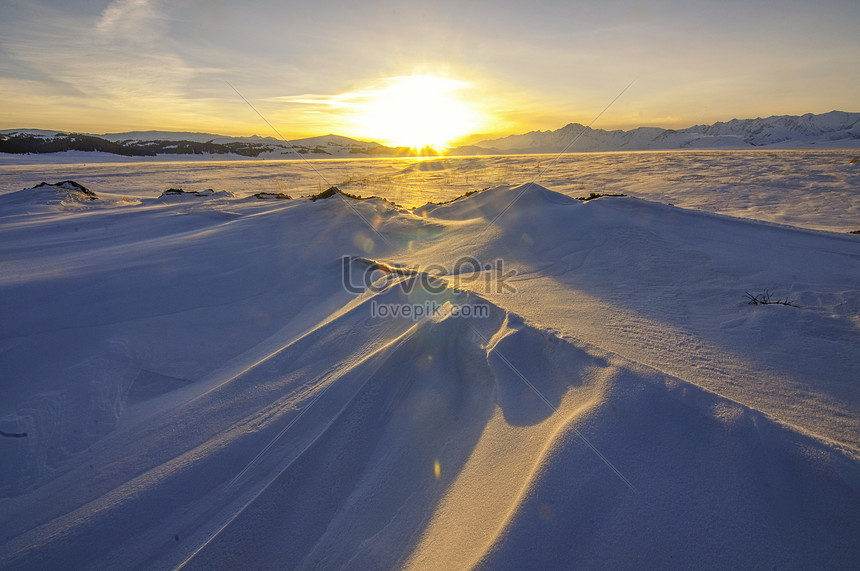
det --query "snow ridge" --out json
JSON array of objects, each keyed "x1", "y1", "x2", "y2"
[{"x1": 0, "y1": 181, "x2": 858, "y2": 568}]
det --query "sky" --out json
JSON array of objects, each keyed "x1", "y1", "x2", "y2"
[{"x1": 0, "y1": 0, "x2": 858, "y2": 147}]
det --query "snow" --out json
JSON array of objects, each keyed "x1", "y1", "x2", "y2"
[
  {"x1": 2, "y1": 150, "x2": 857, "y2": 232},
  {"x1": 0, "y1": 160, "x2": 859, "y2": 568},
  {"x1": 0, "y1": 131, "x2": 387, "y2": 162},
  {"x1": 469, "y1": 111, "x2": 860, "y2": 153},
  {"x1": 3, "y1": 112, "x2": 858, "y2": 165}
]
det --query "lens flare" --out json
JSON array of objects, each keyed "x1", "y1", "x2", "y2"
[{"x1": 350, "y1": 75, "x2": 484, "y2": 150}]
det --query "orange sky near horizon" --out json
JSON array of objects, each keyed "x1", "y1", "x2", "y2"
[{"x1": 1, "y1": 0, "x2": 858, "y2": 148}]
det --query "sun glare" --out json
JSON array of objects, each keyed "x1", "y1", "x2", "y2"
[{"x1": 350, "y1": 75, "x2": 483, "y2": 150}]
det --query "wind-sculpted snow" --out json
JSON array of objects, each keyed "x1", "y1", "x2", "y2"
[
  {"x1": 414, "y1": 182, "x2": 580, "y2": 221},
  {"x1": 0, "y1": 180, "x2": 100, "y2": 210},
  {"x1": 1, "y1": 181, "x2": 858, "y2": 568}
]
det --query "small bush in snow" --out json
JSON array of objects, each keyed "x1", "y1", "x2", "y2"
[{"x1": 744, "y1": 289, "x2": 796, "y2": 307}]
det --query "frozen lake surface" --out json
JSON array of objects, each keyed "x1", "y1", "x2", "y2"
[{"x1": 1, "y1": 149, "x2": 858, "y2": 232}]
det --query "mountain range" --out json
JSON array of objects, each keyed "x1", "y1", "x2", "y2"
[
  {"x1": 0, "y1": 130, "x2": 418, "y2": 158},
  {"x1": 1, "y1": 111, "x2": 858, "y2": 159},
  {"x1": 458, "y1": 110, "x2": 860, "y2": 154}
]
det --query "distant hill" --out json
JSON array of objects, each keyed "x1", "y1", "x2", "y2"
[
  {"x1": 451, "y1": 111, "x2": 860, "y2": 155},
  {"x1": 2, "y1": 111, "x2": 858, "y2": 159},
  {"x1": 0, "y1": 130, "x2": 430, "y2": 159}
]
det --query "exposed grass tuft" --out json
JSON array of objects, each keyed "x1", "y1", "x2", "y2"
[
  {"x1": 576, "y1": 192, "x2": 627, "y2": 201},
  {"x1": 253, "y1": 192, "x2": 292, "y2": 200},
  {"x1": 744, "y1": 289, "x2": 797, "y2": 307}
]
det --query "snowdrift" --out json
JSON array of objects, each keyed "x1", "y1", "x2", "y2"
[
  {"x1": 0, "y1": 180, "x2": 100, "y2": 210},
  {"x1": 1, "y1": 182, "x2": 858, "y2": 568}
]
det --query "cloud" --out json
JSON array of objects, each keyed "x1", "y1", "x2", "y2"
[
  {"x1": 96, "y1": 0, "x2": 161, "y2": 38},
  {"x1": 0, "y1": 0, "x2": 206, "y2": 131},
  {"x1": 2, "y1": 0, "x2": 858, "y2": 135}
]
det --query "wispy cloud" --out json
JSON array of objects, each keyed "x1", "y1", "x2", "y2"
[
  {"x1": 0, "y1": 0, "x2": 206, "y2": 131},
  {"x1": 271, "y1": 95, "x2": 357, "y2": 110},
  {"x1": 1, "y1": 0, "x2": 858, "y2": 135},
  {"x1": 96, "y1": 0, "x2": 160, "y2": 37}
]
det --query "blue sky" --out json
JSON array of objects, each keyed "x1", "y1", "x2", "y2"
[{"x1": 1, "y1": 0, "x2": 858, "y2": 143}]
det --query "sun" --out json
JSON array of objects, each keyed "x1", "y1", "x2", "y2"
[{"x1": 350, "y1": 75, "x2": 484, "y2": 150}]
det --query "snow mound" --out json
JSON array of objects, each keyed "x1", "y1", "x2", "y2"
[
  {"x1": 414, "y1": 183, "x2": 581, "y2": 220},
  {"x1": 304, "y1": 185, "x2": 401, "y2": 207},
  {"x1": 0, "y1": 180, "x2": 100, "y2": 212},
  {"x1": 2, "y1": 270, "x2": 858, "y2": 568},
  {"x1": 35, "y1": 180, "x2": 97, "y2": 197},
  {"x1": 1, "y1": 178, "x2": 858, "y2": 568}
]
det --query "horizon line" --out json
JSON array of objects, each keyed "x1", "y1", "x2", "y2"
[{"x1": 1, "y1": 109, "x2": 857, "y2": 150}]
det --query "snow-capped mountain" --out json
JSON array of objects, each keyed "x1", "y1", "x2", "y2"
[
  {"x1": 99, "y1": 131, "x2": 383, "y2": 150},
  {"x1": 0, "y1": 130, "x2": 421, "y2": 158},
  {"x1": 455, "y1": 111, "x2": 860, "y2": 154},
  {"x1": 2, "y1": 111, "x2": 858, "y2": 159}
]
